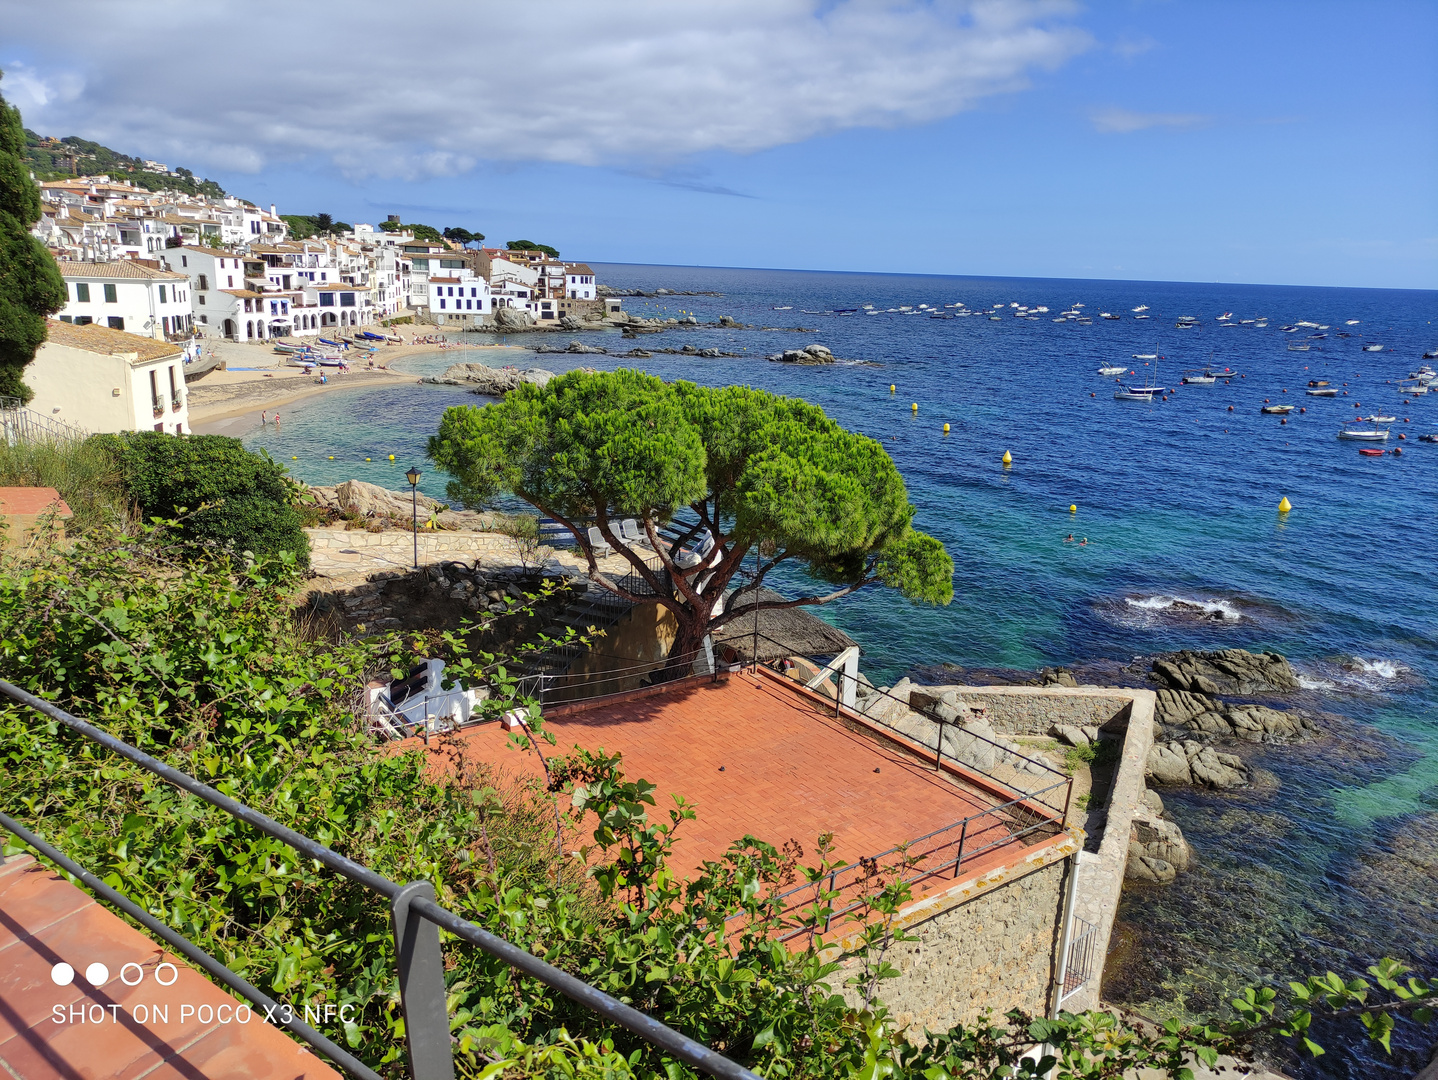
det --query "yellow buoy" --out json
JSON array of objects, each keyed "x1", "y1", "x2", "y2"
[
  {"x1": 1070, "y1": 504, "x2": 1077, "y2": 513},
  {"x1": 1278, "y1": 496, "x2": 1292, "y2": 513},
  {"x1": 328, "y1": 455, "x2": 334, "y2": 460},
  {"x1": 1002, "y1": 450, "x2": 1012, "y2": 465},
  {"x1": 911, "y1": 402, "x2": 918, "y2": 412},
  {"x1": 388, "y1": 454, "x2": 395, "y2": 461},
  {"x1": 291, "y1": 455, "x2": 297, "y2": 460},
  {"x1": 943, "y1": 423, "x2": 950, "y2": 433},
  {"x1": 890, "y1": 384, "x2": 895, "y2": 393},
  {"x1": 365, "y1": 457, "x2": 371, "y2": 462}
]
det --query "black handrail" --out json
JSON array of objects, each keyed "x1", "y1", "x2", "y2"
[{"x1": 0, "y1": 679, "x2": 760, "y2": 1080}]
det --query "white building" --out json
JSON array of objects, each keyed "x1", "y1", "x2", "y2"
[
  {"x1": 30, "y1": 320, "x2": 190, "y2": 434},
  {"x1": 427, "y1": 270, "x2": 491, "y2": 325},
  {"x1": 310, "y1": 282, "x2": 373, "y2": 329},
  {"x1": 159, "y1": 245, "x2": 254, "y2": 339},
  {"x1": 55, "y1": 261, "x2": 193, "y2": 341},
  {"x1": 488, "y1": 257, "x2": 540, "y2": 312},
  {"x1": 564, "y1": 263, "x2": 596, "y2": 300}
]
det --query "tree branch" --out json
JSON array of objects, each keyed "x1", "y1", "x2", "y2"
[{"x1": 708, "y1": 579, "x2": 873, "y2": 634}]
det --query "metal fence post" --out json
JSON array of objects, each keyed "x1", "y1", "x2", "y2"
[
  {"x1": 952, "y1": 819, "x2": 969, "y2": 878},
  {"x1": 392, "y1": 881, "x2": 456, "y2": 1080}
]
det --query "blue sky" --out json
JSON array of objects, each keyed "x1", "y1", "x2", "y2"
[{"x1": 4, "y1": 1, "x2": 1435, "y2": 289}]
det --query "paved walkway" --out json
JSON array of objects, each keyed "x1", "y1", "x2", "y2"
[{"x1": 0, "y1": 854, "x2": 340, "y2": 1079}]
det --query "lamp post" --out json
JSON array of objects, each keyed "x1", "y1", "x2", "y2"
[{"x1": 406, "y1": 466, "x2": 421, "y2": 569}]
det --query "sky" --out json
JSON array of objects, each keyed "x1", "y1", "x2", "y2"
[{"x1": 3, "y1": 0, "x2": 1435, "y2": 290}]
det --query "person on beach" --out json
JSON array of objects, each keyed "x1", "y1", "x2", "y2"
[
  {"x1": 261, "y1": 410, "x2": 268, "y2": 424},
  {"x1": 273, "y1": 412, "x2": 280, "y2": 429}
]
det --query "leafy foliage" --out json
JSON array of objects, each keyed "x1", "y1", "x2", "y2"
[
  {"x1": 88, "y1": 431, "x2": 310, "y2": 567},
  {"x1": 379, "y1": 220, "x2": 444, "y2": 242},
  {"x1": 429, "y1": 371, "x2": 953, "y2": 661},
  {"x1": 506, "y1": 240, "x2": 560, "y2": 258},
  {"x1": 282, "y1": 214, "x2": 354, "y2": 240},
  {"x1": 445, "y1": 227, "x2": 485, "y2": 247},
  {"x1": 1, "y1": 74, "x2": 68, "y2": 402},
  {"x1": 0, "y1": 432, "x2": 130, "y2": 533},
  {"x1": 0, "y1": 521, "x2": 1431, "y2": 1079}
]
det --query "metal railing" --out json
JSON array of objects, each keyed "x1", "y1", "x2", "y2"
[
  {"x1": 0, "y1": 397, "x2": 88, "y2": 444},
  {"x1": 1057, "y1": 917, "x2": 1098, "y2": 1007},
  {"x1": 0, "y1": 679, "x2": 759, "y2": 1080}
]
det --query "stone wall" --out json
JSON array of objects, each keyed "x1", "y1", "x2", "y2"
[
  {"x1": 837, "y1": 857, "x2": 1072, "y2": 1032},
  {"x1": 306, "y1": 526, "x2": 516, "y2": 577},
  {"x1": 960, "y1": 686, "x2": 1133, "y2": 736}
]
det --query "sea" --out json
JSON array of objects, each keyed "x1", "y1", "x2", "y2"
[{"x1": 244, "y1": 265, "x2": 1438, "y2": 1079}]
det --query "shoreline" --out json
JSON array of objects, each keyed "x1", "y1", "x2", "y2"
[{"x1": 186, "y1": 337, "x2": 534, "y2": 436}]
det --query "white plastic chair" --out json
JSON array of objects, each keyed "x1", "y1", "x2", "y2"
[
  {"x1": 587, "y1": 526, "x2": 613, "y2": 556},
  {"x1": 619, "y1": 518, "x2": 650, "y2": 547}
]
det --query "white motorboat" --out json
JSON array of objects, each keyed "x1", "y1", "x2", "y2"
[
  {"x1": 1133, "y1": 353, "x2": 1158, "y2": 360},
  {"x1": 1363, "y1": 343, "x2": 1385, "y2": 352},
  {"x1": 1134, "y1": 314, "x2": 1151, "y2": 319},
  {"x1": 1306, "y1": 387, "x2": 1338, "y2": 396},
  {"x1": 1363, "y1": 415, "x2": 1396, "y2": 423},
  {"x1": 1346, "y1": 319, "x2": 1360, "y2": 325},
  {"x1": 1182, "y1": 373, "x2": 1217, "y2": 385},
  {"x1": 1098, "y1": 365, "x2": 1129, "y2": 376},
  {"x1": 1115, "y1": 387, "x2": 1163, "y2": 401},
  {"x1": 1132, "y1": 305, "x2": 1150, "y2": 312},
  {"x1": 1288, "y1": 343, "x2": 1311, "y2": 351},
  {"x1": 1337, "y1": 421, "x2": 1390, "y2": 441}
]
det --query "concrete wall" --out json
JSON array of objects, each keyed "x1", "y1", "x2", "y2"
[
  {"x1": 553, "y1": 602, "x2": 678, "y2": 702},
  {"x1": 307, "y1": 526, "x2": 516, "y2": 575}
]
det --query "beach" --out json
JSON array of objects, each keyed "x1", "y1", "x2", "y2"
[{"x1": 187, "y1": 333, "x2": 529, "y2": 436}]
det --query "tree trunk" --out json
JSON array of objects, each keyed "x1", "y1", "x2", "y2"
[{"x1": 661, "y1": 607, "x2": 713, "y2": 682}]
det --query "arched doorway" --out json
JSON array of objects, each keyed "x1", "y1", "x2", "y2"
[
  {"x1": 223, "y1": 319, "x2": 236, "y2": 339},
  {"x1": 246, "y1": 321, "x2": 254, "y2": 339}
]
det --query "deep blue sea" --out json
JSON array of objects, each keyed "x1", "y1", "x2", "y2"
[{"x1": 246, "y1": 265, "x2": 1438, "y2": 1078}]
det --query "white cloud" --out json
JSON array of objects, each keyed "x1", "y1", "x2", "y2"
[
  {"x1": 1089, "y1": 107, "x2": 1210, "y2": 134},
  {"x1": 1112, "y1": 34, "x2": 1158, "y2": 59},
  {"x1": 1, "y1": 0, "x2": 1092, "y2": 179}
]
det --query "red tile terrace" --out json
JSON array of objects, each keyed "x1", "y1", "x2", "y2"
[{"x1": 409, "y1": 666, "x2": 1074, "y2": 940}]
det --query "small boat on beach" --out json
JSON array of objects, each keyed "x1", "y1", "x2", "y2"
[
  {"x1": 1262, "y1": 404, "x2": 1294, "y2": 414},
  {"x1": 1338, "y1": 421, "x2": 1390, "y2": 440}
]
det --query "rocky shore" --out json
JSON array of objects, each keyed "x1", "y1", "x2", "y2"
[{"x1": 423, "y1": 362, "x2": 564, "y2": 395}]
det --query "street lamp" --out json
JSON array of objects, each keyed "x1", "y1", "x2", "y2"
[{"x1": 406, "y1": 466, "x2": 422, "y2": 569}]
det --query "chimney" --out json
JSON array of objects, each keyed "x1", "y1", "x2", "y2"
[{"x1": 270, "y1": 204, "x2": 277, "y2": 216}]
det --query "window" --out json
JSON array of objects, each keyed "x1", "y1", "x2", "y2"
[
  {"x1": 441, "y1": 259, "x2": 462, "y2": 269},
  {"x1": 227, "y1": 276, "x2": 234, "y2": 287},
  {"x1": 198, "y1": 295, "x2": 206, "y2": 306},
  {"x1": 181, "y1": 256, "x2": 188, "y2": 267},
  {"x1": 107, "y1": 316, "x2": 124, "y2": 330},
  {"x1": 439, "y1": 299, "x2": 445, "y2": 309},
  {"x1": 411, "y1": 259, "x2": 429, "y2": 272},
  {"x1": 340, "y1": 292, "x2": 355, "y2": 307},
  {"x1": 74, "y1": 316, "x2": 93, "y2": 326},
  {"x1": 319, "y1": 293, "x2": 335, "y2": 307},
  {"x1": 198, "y1": 274, "x2": 209, "y2": 290},
  {"x1": 162, "y1": 316, "x2": 170, "y2": 335},
  {"x1": 200, "y1": 314, "x2": 208, "y2": 324},
  {"x1": 159, "y1": 285, "x2": 167, "y2": 304},
  {"x1": 75, "y1": 283, "x2": 90, "y2": 302},
  {"x1": 59, "y1": 315, "x2": 72, "y2": 323},
  {"x1": 466, "y1": 299, "x2": 472, "y2": 310}
]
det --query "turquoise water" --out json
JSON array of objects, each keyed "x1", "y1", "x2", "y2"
[{"x1": 246, "y1": 266, "x2": 1438, "y2": 1077}]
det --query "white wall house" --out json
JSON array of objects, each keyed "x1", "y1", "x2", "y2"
[
  {"x1": 55, "y1": 261, "x2": 192, "y2": 341},
  {"x1": 564, "y1": 263, "x2": 596, "y2": 300},
  {"x1": 309, "y1": 282, "x2": 373, "y2": 328},
  {"x1": 427, "y1": 271, "x2": 491, "y2": 325},
  {"x1": 488, "y1": 257, "x2": 539, "y2": 311},
  {"x1": 159, "y1": 246, "x2": 254, "y2": 339},
  {"x1": 30, "y1": 320, "x2": 190, "y2": 434}
]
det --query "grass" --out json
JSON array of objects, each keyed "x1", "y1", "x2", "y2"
[
  {"x1": 0, "y1": 436, "x2": 131, "y2": 534},
  {"x1": 1063, "y1": 736, "x2": 1122, "y2": 775}
]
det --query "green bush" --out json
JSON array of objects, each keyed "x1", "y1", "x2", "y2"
[{"x1": 90, "y1": 431, "x2": 309, "y2": 567}]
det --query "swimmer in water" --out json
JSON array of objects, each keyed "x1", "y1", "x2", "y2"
[
  {"x1": 1080, "y1": 537, "x2": 1088, "y2": 545},
  {"x1": 1064, "y1": 534, "x2": 1073, "y2": 542}
]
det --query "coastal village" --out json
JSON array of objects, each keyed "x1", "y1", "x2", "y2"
[{"x1": 24, "y1": 173, "x2": 620, "y2": 436}]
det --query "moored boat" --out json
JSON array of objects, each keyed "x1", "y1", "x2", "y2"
[
  {"x1": 1357, "y1": 447, "x2": 1386, "y2": 456},
  {"x1": 1261, "y1": 404, "x2": 1294, "y2": 414},
  {"x1": 1098, "y1": 365, "x2": 1129, "y2": 375},
  {"x1": 1338, "y1": 421, "x2": 1390, "y2": 441}
]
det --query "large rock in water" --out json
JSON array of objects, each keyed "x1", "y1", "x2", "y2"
[
  {"x1": 768, "y1": 344, "x2": 834, "y2": 364},
  {"x1": 1146, "y1": 739, "x2": 1250, "y2": 789},
  {"x1": 1154, "y1": 687, "x2": 1317, "y2": 743},
  {"x1": 492, "y1": 306, "x2": 535, "y2": 331},
  {"x1": 1152, "y1": 649, "x2": 1300, "y2": 694},
  {"x1": 424, "y1": 362, "x2": 555, "y2": 395}
]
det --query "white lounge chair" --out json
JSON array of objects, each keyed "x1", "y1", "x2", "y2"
[
  {"x1": 586, "y1": 526, "x2": 614, "y2": 557},
  {"x1": 619, "y1": 518, "x2": 650, "y2": 547}
]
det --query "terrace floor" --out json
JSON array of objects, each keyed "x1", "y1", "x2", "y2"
[
  {"x1": 0, "y1": 854, "x2": 339, "y2": 1080},
  {"x1": 425, "y1": 667, "x2": 1064, "y2": 899}
]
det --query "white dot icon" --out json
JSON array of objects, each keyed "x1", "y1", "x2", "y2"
[
  {"x1": 51, "y1": 962, "x2": 75, "y2": 986},
  {"x1": 84, "y1": 963, "x2": 110, "y2": 987}
]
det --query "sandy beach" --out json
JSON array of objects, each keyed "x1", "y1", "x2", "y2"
[{"x1": 187, "y1": 333, "x2": 531, "y2": 436}]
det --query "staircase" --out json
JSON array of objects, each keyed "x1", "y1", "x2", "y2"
[{"x1": 0, "y1": 397, "x2": 87, "y2": 444}]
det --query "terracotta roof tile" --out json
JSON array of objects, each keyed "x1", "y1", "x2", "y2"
[{"x1": 44, "y1": 319, "x2": 184, "y2": 362}]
